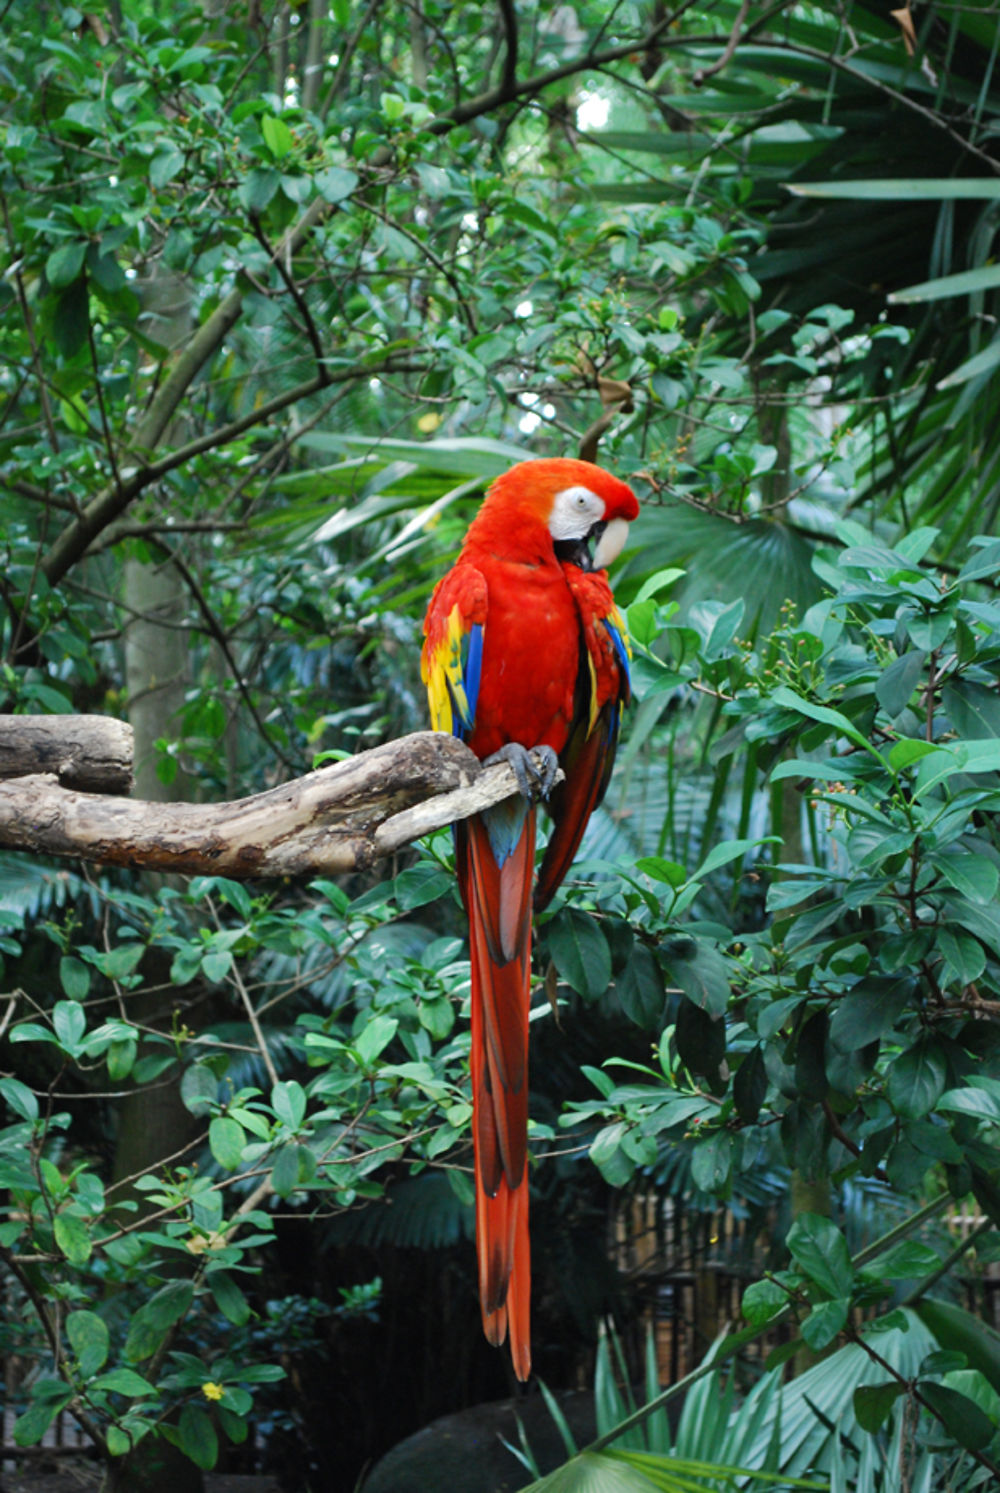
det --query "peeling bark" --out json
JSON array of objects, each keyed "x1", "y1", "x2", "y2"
[{"x1": 0, "y1": 715, "x2": 134, "y2": 793}]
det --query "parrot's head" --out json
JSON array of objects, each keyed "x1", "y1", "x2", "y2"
[{"x1": 481, "y1": 458, "x2": 639, "y2": 572}]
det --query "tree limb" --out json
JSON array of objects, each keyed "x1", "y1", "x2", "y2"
[{"x1": 0, "y1": 730, "x2": 560, "y2": 878}]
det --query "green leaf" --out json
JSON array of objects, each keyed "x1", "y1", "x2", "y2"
[
  {"x1": 854, "y1": 1380, "x2": 905, "y2": 1432},
  {"x1": 887, "y1": 1039, "x2": 947, "y2": 1120},
  {"x1": 690, "y1": 1131, "x2": 732, "y2": 1194},
  {"x1": 46, "y1": 240, "x2": 86, "y2": 287},
  {"x1": 208, "y1": 1270, "x2": 251, "y2": 1326},
  {"x1": 92, "y1": 1368, "x2": 156, "y2": 1396},
  {"x1": 67, "y1": 1310, "x2": 109, "y2": 1376},
  {"x1": 829, "y1": 978, "x2": 911, "y2": 1050},
  {"x1": 548, "y1": 909, "x2": 612, "y2": 1002},
  {"x1": 315, "y1": 165, "x2": 358, "y2": 203},
  {"x1": 802, "y1": 1296, "x2": 849, "y2": 1350},
  {"x1": 742, "y1": 1277, "x2": 787, "y2": 1328},
  {"x1": 53, "y1": 999, "x2": 86, "y2": 1054},
  {"x1": 14, "y1": 1399, "x2": 64, "y2": 1447},
  {"x1": 664, "y1": 940, "x2": 730, "y2": 1018},
  {"x1": 788, "y1": 179, "x2": 1000, "y2": 201},
  {"x1": 150, "y1": 146, "x2": 184, "y2": 187},
  {"x1": 354, "y1": 1013, "x2": 399, "y2": 1066},
  {"x1": 589, "y1": 1123, "x2": 634, "y2": 1187},
  {"x1": 261, "y1": 115, "x2": 293, "y2": 159},
  {"x1": 733, "y1": 1045, "x2": 767, "y2": 1123},
  {"x1": 769, "y1": 685, "x2": 877, "y2": 755},
  {"x1": 0, "y1": 1076, "x2": 39, "y2": 1122},
  {"x1": 238, "y1": 167, "x2": 280, "y2": 212},
  {"x1": 787, "y1": 1213, "x2": 852, "y2": 1298},
  {"x1": 890, "y1": 263, "x2": 1000, "y2": 305},
  {"x1": 209, "y1": 1115, "x2": 246, "y2": 1170},
  {"x1": 125, "y1": 1281, "x2": 195, "y2": 1362},
  {"x1": 933, "y1": 854, "x2": 999, "y2": 904},
  {"x1": 60, "y1": 955, "x2": 91, "y2": 999},
  {"x1": 178, "y1": 1404, "x2": 219, "y2": 1470},
  {"x1": 938, "y1": 925, "x2": 986, "y2": 984},
  {"x1": 54, "y1": 1213, "x2": 92, "y2": 1263},
  {"x1": 615, "y1": 943, "x2": 665, "y2": 1027},
  {"x1": 914, "y1": 1298, "x2": 1000, "y2": 1395},
  {"x1": 271, "y1": 1079, "x2": 306, "y2": 1130},
  {"x1": 181, "y1": 1063, "x2": 219, "y2": 1116},
  {"x1": 919, "y1": 1381, "x2": 995, "y2": 1451},
  {"x1": 877, "y1": 650, "x2": 926, "y2": 719}
]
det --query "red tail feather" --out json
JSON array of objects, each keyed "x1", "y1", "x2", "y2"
[{"x1": 460, "y1": 810, "x2": 535, "y2": 1381}]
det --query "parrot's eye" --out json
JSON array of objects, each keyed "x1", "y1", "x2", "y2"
[{"x1": 549, "y1": 485, "x2": 605, "y2": 543}]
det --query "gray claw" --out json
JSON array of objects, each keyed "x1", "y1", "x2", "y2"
[{"x1": 486, "y1": 743, "x2": 560, "y2": 801}]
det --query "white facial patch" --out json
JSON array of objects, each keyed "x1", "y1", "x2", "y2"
[{"x1": 548, "y1": 485, "x2": 605, "y2": 542}]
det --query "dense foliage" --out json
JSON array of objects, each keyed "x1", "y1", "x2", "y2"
[{"x1": 4, "y1": 0, "x2": 1000, "y2": 1488}]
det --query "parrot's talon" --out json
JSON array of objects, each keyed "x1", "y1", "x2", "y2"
[{"x1": 486, "y1": 743, "x2": 559, "y2": 801}]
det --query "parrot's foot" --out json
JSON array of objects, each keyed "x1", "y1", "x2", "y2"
[{"x1": 486, "y1": 743, "x2": 559, "y2": 801}]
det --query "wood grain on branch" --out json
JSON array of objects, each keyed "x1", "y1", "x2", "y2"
[
  {"x1": 0, "y1": 716, "x2": 134, "y2": 794},
  {"x1": 0, "y1": 731, "x2": 560, "y2": 878}
]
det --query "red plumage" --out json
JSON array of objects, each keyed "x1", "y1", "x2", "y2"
[{"x1": 422, "y1": 459, "x2": 638, "y2": 1379}]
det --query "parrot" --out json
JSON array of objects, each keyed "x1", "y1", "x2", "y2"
[{"x1": 421, "y1": 458, "x2": 639, "y2": 1381}]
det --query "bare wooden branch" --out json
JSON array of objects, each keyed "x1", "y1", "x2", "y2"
[
  {"x1": 0, "y1": 716, "x2": 134, "y2": 794},
  {"x1": 0, "y1": 731, "x2": 559, "y2": 878}
]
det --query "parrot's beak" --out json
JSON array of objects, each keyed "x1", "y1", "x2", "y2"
[{"x1": 592, "y1": 516, "x2": 630, "y2": 570}]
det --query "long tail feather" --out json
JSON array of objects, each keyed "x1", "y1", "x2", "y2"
[{"x1": 458, "y1": 807, "x2": 535, "y2": 1381}]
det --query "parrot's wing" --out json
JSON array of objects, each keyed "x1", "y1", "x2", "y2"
[
  {"x1": 421, "y1": 565, "x2": 488, "y2": 740},
  {"x1": 534, "y1": 599, "x2": 631, "y2": 912}
]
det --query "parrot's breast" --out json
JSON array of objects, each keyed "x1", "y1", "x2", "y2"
[{"x1": 465, "y1": 555, "x2": 579, "y2": 760}]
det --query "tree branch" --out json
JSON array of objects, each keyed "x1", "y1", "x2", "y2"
[{"x1": 0, "y1": 728, "x2": 561, "y2": 878}]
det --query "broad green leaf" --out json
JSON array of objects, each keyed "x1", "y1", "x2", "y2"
[
  {"x1": 67, "y1": 1310, "x2": 109, "y2": 1376},
  {"x1": 271, "y1": 1079, "x2": 306, "y2": 1130},
  {"x1": 178, "y1": 1404, "x2": 219, "y2": 1470},
  {"x1": 209, "y1": 1115, "x2": 246, "y2": 1170},
  {"x1": 354, "y1": 1013, "x2": 399, "y2": 1066},
  {"x1": 60, "y1": 955, "x2": 91, "y2": 1000},
  {"x1": 548, "y1": 909, "x2": 612, "y2": 1002},
  {"x1": 787, "y1": 1213, "x2": 852, "y2": 1298},
  {"x1": 181, "y1": 1064, "x2": 219, "y2": 1116},
  {"x1": 887, "y1": 1039, "x2": 947, "y2": 1120},
  {"x1": 208, "y1": 1269, "x2": 251, "y2": 1326},
  {"x1": 92, "y1": 1368, "x2": 156, "y2": 1396},
  {"x1": 261, "y1": 115, "x2": 293, "y2": 158},
  {"x1": 54, "y1": 1213, "x2": 91, "y2": 1263},
  {"x1": 918, "y1": 1381, "x2": 994, "y2": 1451},
  {"x1": 0, "y1": 1076, "x2": 39, "y2": 1122},
  {"x1": 315, "y1": 165, "x2": 358, "y2": 202},
  {"x1": 854, "y1": 1380, "x2": 905, "y2": 1432},
  {"x1": 52, "y1": 999, "x2": 86, "y2": 1054},
  {"x1": 829, "y1": 978, "x2": 911, "y2": 1050},
  {"x1": 802, "y1": 1297, "x2": 849, "y2": 1350},
  {"x1": 616, "y1": 943, "x2": 665, "y2": 1027}
]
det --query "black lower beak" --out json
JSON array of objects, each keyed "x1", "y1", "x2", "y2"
[{"x1": 554, "y1": 521, "x2": 606, "y2": 572}]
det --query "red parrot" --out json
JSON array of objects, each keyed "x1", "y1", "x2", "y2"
[{"x1": 421, "y1": 458, "x2": 639, "y2": 1381}]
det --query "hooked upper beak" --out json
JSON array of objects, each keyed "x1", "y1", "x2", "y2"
[{"x1": 591, "y1": 516, "x2": 630, "y2": 570}]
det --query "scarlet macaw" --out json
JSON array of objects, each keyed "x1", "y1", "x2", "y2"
[{"x1": 421, "y1": 458, "x2": 639, "y2": 1380}]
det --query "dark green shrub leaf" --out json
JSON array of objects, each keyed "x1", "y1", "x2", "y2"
[
  {"x1": 854, "y1": 1381, "x2": 905, "y2": 1432},
  {"x1": 548, "y1": 909, "x2": 611, "y2": 1002},
  {"x1": 67, "y1": 1310, "x2": 109, "y2": 1376},
  {"x1": 178, "y1": 1404, "x2": 218, "y2": 1470},
  {"x1": 887, "y1": 1038, "x2": 947, "y2": 1120},
  {"x1": 829, "y1": 977, "x2": 911, "y2": 1050},
  {"x1": 616, "y1": 942, "x2": 665, "y2": 1027},
  {"x1": 208, "y1": 1270, "x2": 251, "y2": 1326}
]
